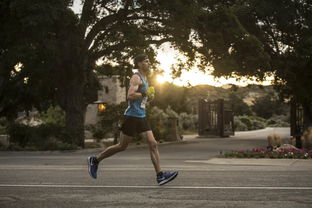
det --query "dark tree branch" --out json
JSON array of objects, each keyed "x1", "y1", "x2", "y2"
[
  {"x1": 141, "y1": 27, "x2": 167, "y2": 37},
  {"x1": 82, "y1": 9, "x2": 128, "y2": 54},
  {"x1": 90, "y1": 37, "x2": 174, "y2": 61},
  {"x1": 82, "y1": 5, "x2": 161, "y2": 54},
  {"x1": 146, "y1": 38, "x2": 174, "y2": 46},
  {"x1": 124, "y1": 0, "x2": 133, "y2": 10},
  {"x1": 126, "y1": 14, "x2": 165, "y2": 23},
  {"x1": 103, "y1": 5, "x2": 117, "y2": 14},
  {"x1": 83, "y1": 13, "x2": 165, "y2": 54},
  {"x1": 79, "y1": 0, "x2": 95, "y2": 36},
  {"x1": 90, "y1": 42, "x2": 128, "y2": 61},
  {"x1": 88, "y1": 23, "x2": 124, "y2": 52},
  {"x1": 264, "y1": 18, "x2": 280, "y2": 55}
]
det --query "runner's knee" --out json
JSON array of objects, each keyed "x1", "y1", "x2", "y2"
[
  {"x1": 148, "y1": 140, "x2": 158, "y2": 150},
  {"x1": 118, "y1": 143, "x2": 128, "y2": 151}
]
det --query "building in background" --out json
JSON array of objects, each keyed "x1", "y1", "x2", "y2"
[{"x1": 85, "y1": 75, "x2": 126, "y2": 125}]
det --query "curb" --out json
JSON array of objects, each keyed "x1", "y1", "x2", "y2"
[{"x1": 0, "y1": 139, "x2": 199, "y2": 155}]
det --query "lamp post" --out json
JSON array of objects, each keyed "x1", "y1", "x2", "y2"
[{"x1": 94, "y1": 100, "x2": 107, "y2": 113}]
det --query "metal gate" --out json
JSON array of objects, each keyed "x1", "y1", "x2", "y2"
[
  {"x1": 198, "y1": 99, "x2": 234, "y2": 137},
  {"x1": 290, "y1": 99, "x2": 304, "y2": 138}
]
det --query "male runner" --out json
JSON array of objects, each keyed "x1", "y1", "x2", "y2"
[{"x1": 87, "y1": 54, "x2": 178, "y2": 185}]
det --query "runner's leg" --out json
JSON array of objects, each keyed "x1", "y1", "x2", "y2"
[
  {"x1": 96, "y1": 132, "x2": 133, "y2": 162},
  {"x1": 140, "y1": 130, "x2": 161, "y2": 174}
]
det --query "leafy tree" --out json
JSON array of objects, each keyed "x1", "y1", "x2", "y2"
[
  {"x1": 228, "y1": 92, "x2": 251, "y2": 116},
  {"x1": 251, "y1": 92, "x2": 289, "y2": 119},
  {"x1": 4, "y1": 0, "x2": 310, "y2": 148},
  {"x1": 239, "y1": 0, "x2": 312, "y2": 127},
  {"x1": 189, "y1": 0, "x2": 312, "y2": 129},
  {"x1": 0, "y1": 0, "x2": 207, "y2": 147},
  {"x1": 40, "y1": 105, "x2": 65, "y2": 126},
  {"x1": 152, "y1": 82, "x2": 189, "y2": 113},
  {"x1": 251, "y1": 93, "x2": 278, "y2": 119},
  {"x1": 152, "y1": 1, "x2": 299, "y2": 128},
  {"x1": 0, "y1": 0, "x2": 76, "y2": 120},
  {"x1": 193, "y1": 1, "x2": 271, "y2": 78}
]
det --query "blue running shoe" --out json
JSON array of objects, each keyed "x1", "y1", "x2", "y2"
[
  {"x1": 157, "y1": 171, "x2": 178, "y2": 185},
  {"x1": 87, "y1": 156, "x2": 98, "y2": 179}
]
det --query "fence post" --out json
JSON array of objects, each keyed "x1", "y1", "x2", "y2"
[{"x1": 167, "y1": 117, "x2": 181, "y2": 141}]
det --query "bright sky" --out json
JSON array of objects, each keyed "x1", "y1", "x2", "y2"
[
  {"x1": 70, "y1": 2, "x2": 274, "y2": 87},
  {"x1": 156, "y1": 43, "x2": 273, "y2": 87},
  {"x1": 70, "y1": 0, "x2": 82, "y2": 13}
]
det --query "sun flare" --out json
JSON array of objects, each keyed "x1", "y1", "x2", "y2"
[{"x1": 155, "y1": 43, "x2": 273, "y2": 87}]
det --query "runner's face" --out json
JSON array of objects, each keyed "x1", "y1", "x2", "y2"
[{"x1": 139, "y1": 59, "x2": 150, "y2": 72}]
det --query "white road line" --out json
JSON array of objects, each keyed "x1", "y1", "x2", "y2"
[
  {"x1": 0, "y1": 165, "x2": 223, "y2": 171},
  {"x1": 0, "y1": 184, "x2": 311, "y2": 190},
  {"x1": 0, "y1": 166, "x2": 311, "y2": 171},
  {"x1": 0, "y1": 167, "x2": 153, "y2": 171}
]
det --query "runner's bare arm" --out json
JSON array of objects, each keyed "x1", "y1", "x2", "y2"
[{"x1": 127, "y1": 74, "x2": 144, "y2": 100}]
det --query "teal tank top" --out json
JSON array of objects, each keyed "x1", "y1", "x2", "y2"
[{"x1": 124, "y1": 72, "x2": 149, "y2": 118}]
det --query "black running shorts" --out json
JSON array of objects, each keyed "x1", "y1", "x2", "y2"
[{"x1": 121, "y1": 116, "x2": 151, "y2": 137}]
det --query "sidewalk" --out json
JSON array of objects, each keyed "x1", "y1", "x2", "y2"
[
  {"x1": 85, "y1": 133, "x2": 200, "y2": 147},
  {"x1": 186, "y1": 158, "x2": 312, "y2": 166}
]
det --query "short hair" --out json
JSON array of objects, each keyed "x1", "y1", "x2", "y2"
[{"x1": 133, "y1": 54, "x2": 147, "y2": 68}]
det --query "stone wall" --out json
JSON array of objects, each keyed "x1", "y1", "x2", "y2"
[
  {"x1": 85, "y1": 104, "x2": 98, "y2": 126},
  {"x1": 85, "y1": 75, "x2": 126, "y2": 125},
  {"x1": 97, "y1": 75, "x2": 126, "y2": 104}
]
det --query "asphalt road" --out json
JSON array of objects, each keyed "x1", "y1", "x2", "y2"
[{"x1": 1, "y1": 128, "x2": 312, "y2": 208}]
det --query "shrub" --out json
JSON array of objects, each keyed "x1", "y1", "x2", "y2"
[
  {"x1": 0, "y1": 117, "x2": 8, "y2": 134},
  {"x1": 234, "y1": 117, "x2": 248, "y2": 131},
  {"x1": 7, "y1": 123, "x2": 77, "y2": 150},
  {"x1": 238, "y1": 116, "x2": 253, "y2": 130},
  {"x1": 235, "y1": 116, "x2": 266, "y2": 131},
  {"x1": 7, "y1": 123, "x2": 32, "y2": 147},
  {"x1": 178, "y1": 112, "x2": 198, "y2": 132},
  {"x1": 40, "y1": 105, "x2": 65, "y2": 126},
  {"x1": 95, "y1": 102, "x2": 128, "y2": 140},
  {"x1": 267, "y1": 134, "x2": 282, "y2": 147},
  {"x1": 0, "y1": 142, "x2": 5, "y2": 151},
  {"x1": 165, "y1": 106, "x2": 179, "y2": 118},
  {"x1": 228, "y1": 92, "x2": 252, "y2": 116},
  {"x1": 252, "y1": 119, "x2": 266, "y2": 129},
  {"x1": 147, "y1": 106, "x2": 169, "y2": 140},
  {"x1": 251, "y1": 93, "x2": 289, "y2": 119},
  {"x1": 148, "y1": 106, "x2": 198, "y2": 139},
  {"x1": 87, "y1": 124, "x2": 106, "y2": 142},
  {"x1": 250, "y1": 116, "x2": 266, "y2": 129},
  {"x1": 301, "y1": 127, "x2": 312, "y2": 149},
  {"x1": 267, "y1": 114, "x2": 290, "y2": 127}
]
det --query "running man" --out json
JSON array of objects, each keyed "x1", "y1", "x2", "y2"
[{"x1": 87, "y1": 54, "x2": 178, "y2": 185}]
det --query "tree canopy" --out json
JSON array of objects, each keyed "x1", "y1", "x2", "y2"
[
  {"x1": 190, "y1": 0, "x2": 312, "y2": 126},
  {"x1": 1, "y1": 0, "x2": 216, "y2": 146},
  {"x1": 1, "y1": 0, "x2": 312, "y2": 146},
  {"x1": 0, "y1": 0, "x2": 77, "y2": 119}
]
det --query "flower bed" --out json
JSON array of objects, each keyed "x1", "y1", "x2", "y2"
[{"x1": 223, "y1": 147, "x2": 312, "y2": 159}]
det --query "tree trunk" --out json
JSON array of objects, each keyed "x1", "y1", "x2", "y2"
[
  {"x1": 65, "y1": 105, "x2": 86, "y2": 148},
  {"x1": 303, "y1": 102, "x2": 312, "y2": 129},
  {"x1": 57, "y1": 76, "x2": 86, "y2": 148}
]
